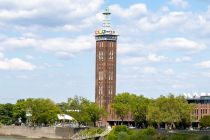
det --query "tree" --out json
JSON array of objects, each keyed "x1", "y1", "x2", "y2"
[
  {"x1": 200, "y1": 115, "x2": 210, "y2": 128},
  {"x1": 67, "y1": 96, "x2": 91, "y2": 126},
  {"x1": 112, "y1": 93, "x2": 131, "y2": 124},
  {"x1": 147, "y1": 101, "x2": 162, "y2": 128},
  {"x1": 25, "y1": 98, "x2": 60, "y2": 126},
  {"x1": 130, "y1": 95, "x2": 150, "y2": 128},
  {"x1": 147, "y1": 94, "x2": 194, "y2": 129},
  {"x1": 13, "y1": 99, "x2": 27, "y2": 124},
  {"x1": 0, "y1": 103, "x2": 14, "y2": 125},
  {"x1": 85, "y1": 102, "x2": 106, "y2": 127}
]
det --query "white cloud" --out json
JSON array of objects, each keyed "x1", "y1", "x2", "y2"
[
  {"x1": 164, "y1": 69, "x2": 174, "y2": 75},
  {"x1": 159, "y1": 37, "x2": 206, "y2": 51},
  {"x1": 170, "y1": 0, "x2": 188, "y2": 8},
  {"x1": 0, "y1": 0, "x2": 104, "y2": 32},
  {"x1": 1, "y1": 38, "x2": 37, "y2": 50},
  {"x1": 0, "y1": 57, "x2": 36, "y2": 70},
  {"x1": 175, "y1": 56, "x2": 191, "y2": 62},
  {"x1": 147, "y1": 53, "x2": 167, "y2": 62},
  {"x1": 143, "y1": 67, "x2": 157, "y2": 74},
  {"x1": 110, "y1": 3, "x2": 147, "y2": 18},
  {"x1": 0, "y1": 0, "x2": 104, "y2": 30},
  {"x1": 121, "y1": 53, "x2": 167, "y2": 65},
  {"x1": 0, "y1": 35, "x2": 94, "y2": 57},
  {"x1": 121, "y1": 56, "x2": 145, "y2": 66},
  {"x1": 196, "y1": 60, "x2": 210, "y2": 68},
  {"x1": 118, "y1": 43, "x2": 144, "y2": 55},
  {"x1": 137, "y1": 12, "x2": 187, "y2": 31}
]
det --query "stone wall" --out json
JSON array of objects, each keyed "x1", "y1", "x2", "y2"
[{"x1": 0, "y1": 126, "x2": 81, "y2": 139}]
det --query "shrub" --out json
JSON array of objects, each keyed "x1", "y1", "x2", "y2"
[
  {"x1": 107, "y1": 134, "x2": 117, "y2": 140},
  {"x1": 141, "y1": 127, "x2": 156, "y2": 136},
  {"x1": 114, "y1": 125, "x2": 129, "y2": 134},
  {"x1": 167, "y1": 134, "x2": 188, "y2": 140},
  {"x1": 199, "y1": 135, "x2": 209, "y2": 140},
  {"x1": 117, "y1": 132, "x2": 129, "y2": 140}
]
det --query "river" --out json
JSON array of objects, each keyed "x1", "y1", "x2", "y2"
[{"x1": 0, "y1": 136, "x2": 60, "y2": 140}]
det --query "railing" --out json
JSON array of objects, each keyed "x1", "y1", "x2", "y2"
[{"x1": 71, "y1": 128, "x2": 112, "y2": 140}]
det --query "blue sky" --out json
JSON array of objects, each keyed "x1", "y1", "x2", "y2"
[{"x1": 0, "y1": 0, "x2": 210, "y2": 103}]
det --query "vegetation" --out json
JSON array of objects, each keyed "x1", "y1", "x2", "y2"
[
  {"x1": 147, "y1": 95, "x2": 194, "y2": 129},
  {"x1": 78, "y1": 127, "x2": 105, "y2": 137},
  {"x1": 0, "y1": 93, "x2": 195, "y2": 129},
  {"x1": 59, "y1": 96, "x2": 106, "y2": 127},
  {"x1": 112, "y1": 93, "x2": 194, "y2": 129},
  {"x1": 107, "y1": 125, "x2": 156, "y2": 140},
  {"x1": 200, "y1": 115, "x2": 210, "y2": 128},
  {"x1": 106, "y1": 125, "x2": 210, "y2": 140},
  {"x1": 112, "y1": 93, "x2": 131, "y2": 123}
]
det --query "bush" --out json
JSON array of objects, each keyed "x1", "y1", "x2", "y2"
[
  {"x1": 141, "y1": 127, "x2": 156, "y2": 136},
  {"x1": 107, "y1": 134, "x2": 117, "y2": 140},
  {"x1": 199, "y1": 135, "x2": 209, "y2": 140},
  {"x1": 118, "y1": 132, "x2": 129, "y2": 140},
  {"x1": 167, "y1": 134, "x2": 188, "y2": 140},
  {"x1": 114, "y1": 125, "x2": 129, "y2": 134}
]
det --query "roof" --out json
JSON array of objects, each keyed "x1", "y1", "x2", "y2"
[{"x1": 57, "y1": 114, "x2": 74, "y2": 120}]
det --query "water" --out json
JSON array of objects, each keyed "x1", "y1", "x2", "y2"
[{"x1": 0, "y1": 136, "x2": 59, "y2": 140}]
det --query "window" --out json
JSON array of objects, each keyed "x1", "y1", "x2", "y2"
[
  {"x1": 109, "y1": 50, "x2": 114, "y2": 60},
  {"x1": 99, "y1": 51, "x2": 103, "y2": 60},
  {"x1": 108, "y1": 71, "x2": 113, "y2": 80},
  {"x1": 99, "y1": 71, "x2": 103, "y2": 80}
]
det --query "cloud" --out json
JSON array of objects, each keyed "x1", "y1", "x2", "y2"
[
  {"x1": 164, "y1": 69, "x2": 174, "y2": 75},
  {"x1": 0, "y1": 35, "x2": 94, "y2": 57},
  {"x1": 137, "y1": 12, "x2": 188, "y2": 31},
  {"x1": 170, "y1": 0, "x2": 189, "y2": 8},
  {"x1": 0, "y1": 57, "x2": 36, "y2": 71},
  {"x1": 196, "y1": 60, "x2": 210, "y2": 68},
  {"x1": 159, "y1": 37, "x2": 206, "y2": 51},
  {"x1": 121, "y1": 53, "x2": 167, "y2": 65},
  {"x1": 143, "y1": 67, "x2": 157, "y2": 74},
  {"x1": 0, "y1": 0, "x2": 104, "y2": 28},
  {"x1": 175, "y1": 56, "x2": 191, "y2": 62},
  {"x1": 147, "y1": 53, "x2": 167, "y2": 62},
  {"x1": 109, "y1": 3, "x2": 147, "y2": 18},
  {"x1": 117, "y1": 42, "x2": 145, "y2": 55}
]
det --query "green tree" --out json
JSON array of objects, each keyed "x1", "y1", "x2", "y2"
[
  {"x1": 131, "y1": 95, "x2": 150, "y2": 128},
  {"x1": 13, "y1": 99, "x2": 27, "y2": 123},
  {"x1": 25, "y1": 98, "x2": 60, "y2": 126},
  {"x1": 112, "y1": 93, "x2": 131, "y2": 124},
  {"x1": 0, "y1": 103, "x2": 14, "y2": 125},
  {"x1": 147, "y1": 100, "x2": 162, "y2": 128},
  {"x1": 67, "y1": 96, "x2": 91, "y2": 126},
  {"x1": 85, "y1": 102, "x2": 106, "y2": 127},
  {"x1": 147, "y1": 94, "x2": 194, "y2": 129},
  {"x1": 200, "y1": 115, "x2": 210, "y2": 128}
]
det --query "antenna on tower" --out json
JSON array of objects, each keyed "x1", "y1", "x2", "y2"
[{"x1": 102, "y1": 8, "x2": 111, "y2": 29}]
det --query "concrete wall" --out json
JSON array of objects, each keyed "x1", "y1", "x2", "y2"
[{"x1": 0, "y1": 126, "x2": 82, "y2": 139}]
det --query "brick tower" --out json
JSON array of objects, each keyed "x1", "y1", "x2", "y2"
[{"x1": 95, "y1": 8, "x2": 118, "y2": 126}]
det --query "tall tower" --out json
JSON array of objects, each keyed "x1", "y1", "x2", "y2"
[{"x1": 95, "y1": 8, "x2": 118, "y2": 125}]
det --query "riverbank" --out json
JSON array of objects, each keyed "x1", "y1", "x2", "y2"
[{"x1": 0, "y1": 126, "x2": 82, "y2": 139}]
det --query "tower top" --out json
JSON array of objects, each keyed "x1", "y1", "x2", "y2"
[
  {"x1": 102, "y1": 8, "x2": 111, "y2": 29},
  {"x1": 95, "y1": 8, "x2": 118, "y2": 37}
]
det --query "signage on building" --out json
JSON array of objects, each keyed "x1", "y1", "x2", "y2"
[{"x1": 95, "y1": 29, "x2": 116, "y2": 35}]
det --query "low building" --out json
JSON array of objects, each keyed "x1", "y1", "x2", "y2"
[{"x1": 187, "y1": 95, "x2": 210, "y2": 127}]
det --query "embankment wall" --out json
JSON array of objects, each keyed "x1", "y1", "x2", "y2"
[{"x1": 0, "y1": 126, "x2": 81, "y2": 139}]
